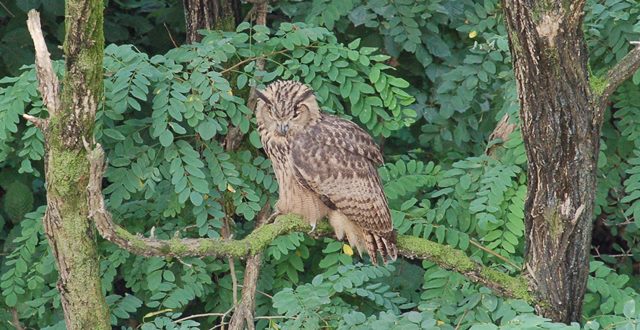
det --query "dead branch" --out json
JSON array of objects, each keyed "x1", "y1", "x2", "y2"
[
  {"x1": 22, "y1": 114, "x2": 48, "y2": 131},
  {"x1": 26, "y1": 10, "x2": 60, "y2": 116},
  {"x1": 486, "y1": 113, "x2": 517, "y2": 156}
]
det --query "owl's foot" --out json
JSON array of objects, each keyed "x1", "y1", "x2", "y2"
[{"x1": 308, "y1": 223, "x2": 317, "y2": 234}]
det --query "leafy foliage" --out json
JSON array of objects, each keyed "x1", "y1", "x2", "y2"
[
  {"x1": 1, "y1": 0, "x2": 640, "y2": 329},
  {"x1": 0, "y1": 0, "x2": 184, "y2": 77}
]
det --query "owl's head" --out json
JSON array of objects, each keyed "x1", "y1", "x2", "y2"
[{"x1": 255, "y1": 80, "x2": 321, "y2": 137}]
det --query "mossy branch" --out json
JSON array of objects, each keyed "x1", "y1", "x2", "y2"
[
  {"x1": 595, "y1": 42, "x2": 640, "y2": 114},
  {"x1": 85, "y1": 142, "x2": 538, "y2": 306}
]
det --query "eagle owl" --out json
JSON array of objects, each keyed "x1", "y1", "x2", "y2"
[{"x1": 255, "y1": 80, "x2": 397, "y2": 264}]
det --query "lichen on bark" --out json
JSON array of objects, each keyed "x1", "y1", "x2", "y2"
[{"x1": 26, "y1": 3, "x2": 111, "y2": 328}]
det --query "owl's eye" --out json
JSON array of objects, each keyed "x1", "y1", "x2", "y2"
[{"x1": 292, "y1": 105, "x2": 306, "y2": 119}]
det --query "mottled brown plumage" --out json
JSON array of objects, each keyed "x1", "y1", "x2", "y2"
[{"x1": 255, "y1": 80, "x2": 397, "y2": 264}]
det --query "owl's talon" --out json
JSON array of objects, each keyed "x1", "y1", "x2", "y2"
[{"x1": 308, "y1": 223, "x2": 317, "y2": 234}]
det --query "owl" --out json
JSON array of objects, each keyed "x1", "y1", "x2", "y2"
[{"x1": 254, "y1": 80, "x2": 397, "y2": 264}]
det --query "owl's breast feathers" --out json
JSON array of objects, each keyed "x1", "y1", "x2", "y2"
[{"x1": 289, "y1": 114, "x2": 397, "y2": 264}]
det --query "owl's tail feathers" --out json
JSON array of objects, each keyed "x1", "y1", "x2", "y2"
[{"x1": 366, "y1": 230, "x2": 398, "y2": 265}]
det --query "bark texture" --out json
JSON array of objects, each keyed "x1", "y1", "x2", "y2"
[
  {"x1": 502, "y1": 0, "x2": 640, "y2": 322},
  {"x1": 503, "y1": 1, "x2": 594, "y2": 322},
  {"x1": 183, "y1": 0, "x2": 241, "y2": 43},
  {"x1": 25, "y1": 2, "x2": 110, "y2": 329}
]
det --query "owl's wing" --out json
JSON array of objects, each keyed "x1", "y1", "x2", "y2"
[
  {"x1": 305, "y1": 114, "x2": 384, "y2": 165},
  {"x1": 290, "y1": 115, "x2": 396, "y2": 264}
]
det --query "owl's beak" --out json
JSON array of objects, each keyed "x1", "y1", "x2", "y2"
[{"x1": 277, "y1": 123, "x2": 289, "y2": 136}]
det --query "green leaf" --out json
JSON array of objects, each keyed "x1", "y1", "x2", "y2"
[
  {"x1": 236, "y1": 22, "x2": 251, "y2": 32},
  {"x1": 435, "y1": 226, "x2": 445, "y2": 243},
  {"x1": 5, "y1": 292, "x2": 17, "y2": 307},
  {"x1": 389, "y1": 77, "x2": 410, "y2": 88},
  {"x1": 369, "y1": 67, "x2": 381, "y2": 83},
  {"x1": 237, "y1": 74, "x2": 248, "y2": 89},
  {"x1": 197, "y1": 120, "x2": 217, "y2": 140},
  {"x1": 249, "y1": 130, "x2": 262, "y2": 148},
  {"x1": 159, "y1": 130, "x2": 174, "y2": 147},
  {"x1": 190, "y1": 191, "x2": 203, "y2": 206},
  {"x1": 147, "y1": 270, "x2": 162, "y2": 291},
  {"x1": 163, "y1": 270, "x2": 175, "y2": 282},
  {"x1": 104, "y1": 128, "x2": 126, "y2": 141},
  {"x1": 623, "y1": 299, "x2": 635, "y2": 318},
  {"x1": 348, "y1": 38, "x2": 361, "y2": 49},
  {"x1": 406, "y1": 311, "x2": 421, "y2": 323},
  {"x1": 482, "y1": 61, "x2": 497, "y2": 74}
]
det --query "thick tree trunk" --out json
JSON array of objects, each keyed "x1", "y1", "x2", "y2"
[
  {"x1": 502, "y1": 1, "x2": 594, "y2": 322},
  {"x1": 26, "y1": 1, "x2": 110, "y2": 328},
  {"x1": 183, "y1": 0, "x2": 241, "y2": 43}
]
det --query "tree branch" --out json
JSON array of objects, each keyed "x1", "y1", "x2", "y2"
[
  {"x1": 486, "y1": 113, "x2": 516, "y2": 156},
  {"x1": 26, "y1": 10, "x2": 60, "y2": 116},
  {"x1": 398, "y1": 235, "x2": 534, "y2": 304},
  {"x1": 227, "y1": 5, "x2": 270, "y2": 329},
  {"x1": 10, "y1": 308, "x2": 25, "y2": 330},
  {"x1": 22, "y1": 114, "x2": 48, "y2": 130},
  {"x1": 84, "y1": 142, "x2": 538, "y2": 307},
  {"x1": 596, "y1": 42, "x2": 640, "y2": 111},
  {"x1": 228, "y1": 204, "x2": 270, "y2": 330}
]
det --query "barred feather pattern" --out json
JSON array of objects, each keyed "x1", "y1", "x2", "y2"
[{"x1": 255, "y1": 80, "x2": 397, "y2": 264}]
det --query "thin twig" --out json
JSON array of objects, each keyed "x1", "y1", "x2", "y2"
[
  {"x1": 163, "y1": 23, "x2": 179, "y2": 48},
  {"x1": 229, "y1": 258, "x2": 238, "y2": 303},
  {"x1": 10, "y1": 308, "x2": 25, "y2": 330},
  {"x1": 175, "y1": 312, "x2": 226, "y2": 323},
  {"x1": 243, "y1": 6, "x2": 257, "y2": 22},
  {"x1": 210, "y1": 322, "x2": 229, "y2": 330},
  {"x1": 220, "y1": 49, "x2": 288, "y2": 75},
  {"x1": 222, "y1": 215, "x2": 239, "y2": 304},
  {"x1": 455, "y1": 309, "x2": 469, "y2": 330},
  {"x1": 469, "y1": 239, "x2": 519, "y2": 269},
  {"x1": 254, "y1": 315, "x2": 296, "y2": 320},
  {"x1": 238, "y1": 284, "x2": 273, "y2": 299},
  {"x1": 175, "y1": 257, "x2": 193, "y2": 267},
  {"x1": 603, "y1": 253, "x2": 634, "y2": 258},
  {"x1": 0, "y1": 0, "x2": 14, "y2": 17}
]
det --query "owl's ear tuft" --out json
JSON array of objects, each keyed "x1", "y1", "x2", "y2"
[
  {"x1": 297, "y1": 89, "x2": 315, "y2": 104},
  {"x1": 255, "y1": 89, "x2": 271, "y2": 105}
]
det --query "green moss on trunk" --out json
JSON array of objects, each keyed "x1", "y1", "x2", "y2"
[
  {"x1": 45, "y1": 147, "x2": 110, "y2": 329},
  {"x1": 40, "y1": 0, "x2": 111, "y2": 328}
]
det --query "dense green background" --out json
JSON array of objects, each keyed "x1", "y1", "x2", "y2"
[{"x1": 0, "y1": 0, "x2": 639, "y2": 328}]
